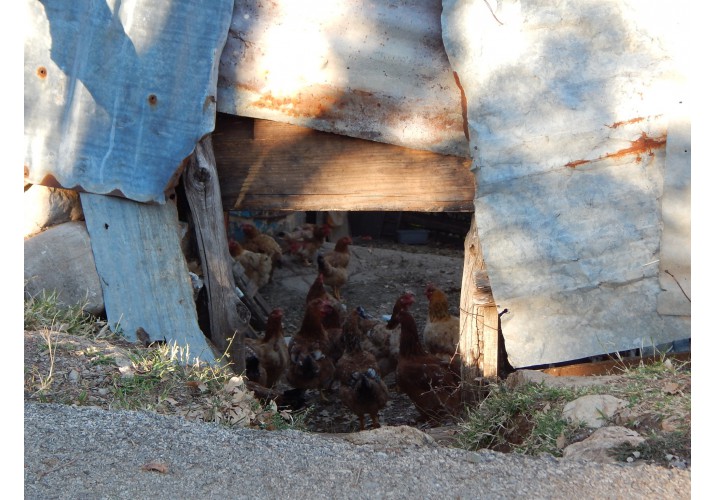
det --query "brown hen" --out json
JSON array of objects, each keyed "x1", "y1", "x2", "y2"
[
  {"x1": 229, "y1": 239, "x2": 272, "y2": 290},
  {"x1": 396, "y1": 309, "x2": 461, "y2": 424},
  {"x1": 423, "y1": 284, "x2": 461, "y2": 368},
  {"x1": 240, "y1": 223, "x2": 283, "y2": 279},
  {"x1": 317, "y1": 253, "x2": 348, "y2": 301},
  {"x1": 283, "y1": 223, "x2": 332, "y2": 266},
  {"x1": 336, "y1": 309, "x2": 389, "y2": 431},
  {"x1": 358, "y1": 292, "x2": 415, "y2": 377},
  {"x1": 244, "y1": 308, "x2": 289, "y2": 388},
  {"x1": 321, "y1": 300, "x2": 346, "y2": 364},
  {"x1": 286, "y1": 298, "x2": 336, "y2": 397},
  {"x1": 324, "y1": 236, "x2": 352, "y2": 269}
]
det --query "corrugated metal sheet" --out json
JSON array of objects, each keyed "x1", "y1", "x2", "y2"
[
  {"x1": 24, "y1": 0, "x2": 234, "y2": 204},
  {"x1": 217, "y1": 0, "x2": 470, "y2": 157},
  {"x1": 442, "y1": 0, "x2": 690, "y2": 367}
]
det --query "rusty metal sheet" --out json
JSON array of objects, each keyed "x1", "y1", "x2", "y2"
[
  {"x1": 217, "y1": 0, "x2": 470, "y2": 158},
  {"x1": 24, "y1": 0, "x2": 234, "y2": 204},
  {"x1": 442, "y1": 0, "x2": 690, "y2": 367}
]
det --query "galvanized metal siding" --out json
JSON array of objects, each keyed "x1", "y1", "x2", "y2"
[
  {"x1": 442, "y1": 0, "x2": 690, "y2": 367},
  {"x1": 217, "y1": 0, "x2": 470, "y2": 157},
  {"x1": 25, "y1": 0, "x2": 234, "y2": 204}
]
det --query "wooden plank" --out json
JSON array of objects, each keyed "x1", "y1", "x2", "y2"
[
  {"x1": 212, "y1": 114, "x2": 475, "y2": 212},
  {"x1": 80, "y1": 192, "x2": 217, "y2": 364},
  {"x1": 459, "y1": 214, "x2": 500, "y2": 392},
  {"x1": 459, "y1": 214, "x2": 482, "y2": 406},
  {"x1": 183, "y1": 135, "x2": 249, "y2": 374},
  {"x1": 479, "y1": 306, "x2": 500, "y2": 379}
]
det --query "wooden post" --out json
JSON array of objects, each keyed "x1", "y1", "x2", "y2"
[
  {"x1": 459, "y1": 214, "x2": 500, "y2": 401},
  {"x1": 80, "y1": 193, "x2": 217, "y2": 364},
  {"x1": 183, "y1": 135, "x2": 248, "y2": 374}
]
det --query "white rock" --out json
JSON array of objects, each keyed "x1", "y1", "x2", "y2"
[
  {"x1": 24, "y1": 221, "x2": 104, "y2": 316},
  {"x1": 562, "y1": 394, "x2": 628, "y2": 428},
  {"x1": 563, "y1": 426, "x2": 645, "y2": 464}
]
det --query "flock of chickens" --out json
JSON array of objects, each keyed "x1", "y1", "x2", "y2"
[{"x1": 227, "y1": 222, "x2": 463, "y2": 430}]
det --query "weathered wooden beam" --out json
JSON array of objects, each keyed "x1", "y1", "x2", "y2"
[
  {"x1": 184, "y1": 135, "x2": 248, "y2": 374},
  {"x1": 478, "y1": 306, "x2": 500, "y2": 379},
  {"x1": 459, "y1": 214, "x2": 500, "y2": 401},
  {"x1": 459, "y1": 214, "x2": 481, "y2": 395},
  {"x1": 80, "y1": 192, "x2": 217, "y2": 364},
  {"x1": 212, "y1": 114, "x2": 475, "y2": 212}
]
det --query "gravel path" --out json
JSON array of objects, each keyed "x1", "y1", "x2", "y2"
[{"x1": 24, "y1": 402, "x2": 690, "y2": 499}]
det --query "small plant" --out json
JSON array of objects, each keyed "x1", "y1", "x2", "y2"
[
  {"x1": 30, "y1": 328, "x2": 59, "y2": 394},
  {"x1": 611, "y1": 429, "x2": 690, "y2": 467},
  {"x1": 454, "y1": 355, "x2": 690, "y2": 466},
  {"x1": 24, "y1": 292, "x2": 301, "y2": 431},
  {"x1": 24, "y1": 290, "x2": 101, "y2": 338},
  {"x1": 457, "y1": 382, "x2": 588, "y2": 456}
]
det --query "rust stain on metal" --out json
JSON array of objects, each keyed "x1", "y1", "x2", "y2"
[
  {"x1": 244, "y1": 83, "x2": 463, "y2": 149},
  {"x1": 147, "y1": 94, "x2": 158, "y2": 106},
  {"x1": 565, "y1": 132, "x2": 667, "y2": 169},
  {"x1": 565, "y1": 159, "x2": 590, "y2": 169},
  {"x1": 542, "y1": 352, "x2": 690, "y2": 377},
  {"x1": 602, "y1": 132, "x2": 667, "y2": 160},
  {"x1": 607, "y1": 117, "x2": 645, "y2": 129},
  {"x1": 36, "y1": 66, "x2": 47, "y2": 79},
  {"x1": 248, "y1": 84, "x2": 340, "y2": 118},
  {"x1": 452, "y1": 71, "x2": 470, "y2": 143}
]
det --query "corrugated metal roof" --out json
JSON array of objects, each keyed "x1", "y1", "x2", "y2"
[
  {"x1": 24, "y1": 0, "x2": 234, "y2": 203},
  {"x1": 217, "y1": 0, "x2": 470, "y2": 157}
]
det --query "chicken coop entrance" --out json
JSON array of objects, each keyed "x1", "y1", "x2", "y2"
[{"x1": 212, "y1": 113, "x2": 506, "y2": 394}]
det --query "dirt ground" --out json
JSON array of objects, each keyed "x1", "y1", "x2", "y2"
[{"x1": 257, "y1": 235, "x2": 466, "y2": 434}]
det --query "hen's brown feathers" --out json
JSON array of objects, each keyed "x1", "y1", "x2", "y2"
[
  {"x1": 240, "y1": 223, "x2": 283, "y2": 276},
  {"x1": 317, "y1": 253, "x2": 348, "y2": 301},
  {"x1": 244, "y1": 309, "x2": 289, "y2": 388},
  {"x1": 336, "y1": 309, "x2": 389, "y2": 430},
  {"x1": 358, "y1": 292, "x2": 415, "y2": 377},
  {"x1": 286, "y1": 298, "x2": 336, "y2": 391},
  {"x1": 283, "y1": 223, "x2": 332, "y2": 265},
  {"x1": 397, "y1": 310, "x2": 461, "y2": 423},
  {"x1": 423, "y1": 284, "x2": 461, "y2": 366},
  {"x1": 324, "y1": 236, "x2": 352, "y2": 270},
  {"x1": 229, "y1": 240, "x2": 272, "y2": 290},
  {"x1": 321, "y1": 301, "x2": 346, "y2": 363}
]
